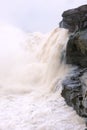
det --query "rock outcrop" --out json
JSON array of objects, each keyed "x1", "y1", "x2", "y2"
[
  {"x1": 60, "y1": 5, "x2": 87, "y2": 127},
  {"x1": 59, "y1": 5, "x2": 87, "y2": 32},
  {"x1": 66, "y1": 29, "x2": 87, "y2": 67},
  {"x1": 61, "y1": 67, "x2": 87, "y2": 118}
]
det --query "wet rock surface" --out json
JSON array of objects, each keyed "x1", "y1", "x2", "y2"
[
  {"x1": 66, "y1": 29, "x2": 87, "y2": 67},
  {"x1": 61, "y1": 5, "x2": 87, "y2": 128},
  {"x1": 61, "y1": 67, "x2": 87, "y2": 118}
]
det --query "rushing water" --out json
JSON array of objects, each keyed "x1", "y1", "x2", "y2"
[{"x1": 0, "y1": 24, "x2": 86, "y2": 130}]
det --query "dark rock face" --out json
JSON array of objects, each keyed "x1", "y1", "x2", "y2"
[
  {"x1": 59, "y1": 5, "x2": 87, "y2": 32},
  {"x1": 61, "y1": 67, "x2": 87, "y2": 118},
  {"x1": 60, "y1": 5, "x2": 87, "y2": 127},
  {"x1": 66, "y1": 29, "x2": 87, "y2": 67}
]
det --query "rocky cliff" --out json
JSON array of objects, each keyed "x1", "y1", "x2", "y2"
[
  {"x1": 60, "y1": 5, "x2": 87, "y2": 32},
  {"x1": 60, "y1": 5, "x2": 87, "y2": 127}
]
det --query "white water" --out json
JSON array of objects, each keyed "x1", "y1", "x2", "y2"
[{"x1": 0, "y1": 24, "x2": 86, "y2": 130}]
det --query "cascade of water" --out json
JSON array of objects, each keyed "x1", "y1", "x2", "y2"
[{"x1": 0, "y1": 24, "x2": 85, "y2": 130}]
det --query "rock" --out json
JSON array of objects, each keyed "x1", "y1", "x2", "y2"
[
  {"x1": 66, "y1": 29, "x2": 87, "y2": 67},
  {"x1": 59, "y1": 5, "x2": 87, "y2": 32},
  {"x1": 61, "y1": 67, "x2": 87, "y2": 118},
  {"x1": 60, "y1": 5, "x2": 87, "y2": 126}
]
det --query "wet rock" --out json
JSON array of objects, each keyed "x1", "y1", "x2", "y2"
[
  {"x1": 60, "y1": 4, "x2": 87, "y2": 127},
  {"x1": 66, "y1": 29, "x2": 87, "y2": 67},
  {"x1": 59, "y1": 5, "x2": 87, "y2": 32},
  {"x1": 61, "y1": 67, "x2": 87, "y2": 118}
]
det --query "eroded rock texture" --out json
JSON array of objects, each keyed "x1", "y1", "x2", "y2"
[
  {"x1": 61, "y1": 67, "x2": 87, "y2": 118},
  {"x1": 61, "y1": 5, "x2": 87, "y2": 127}
]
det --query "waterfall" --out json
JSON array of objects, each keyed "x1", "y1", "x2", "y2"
[{"x1": 0, "y1": 24, "x2": 85, "y2": 130}]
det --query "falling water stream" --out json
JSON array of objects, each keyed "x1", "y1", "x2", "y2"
[{"x1": 0, "y1": 24, "x2": 85, "y2": 130}]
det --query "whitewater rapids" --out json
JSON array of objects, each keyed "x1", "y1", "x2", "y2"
[{"x1": 0, "y1": 24, "x2": 86, "y2": 130}]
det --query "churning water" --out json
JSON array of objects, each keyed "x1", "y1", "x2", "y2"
[{"x1": 0, "y1": 24, "x2": 86, "y2": 130}]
